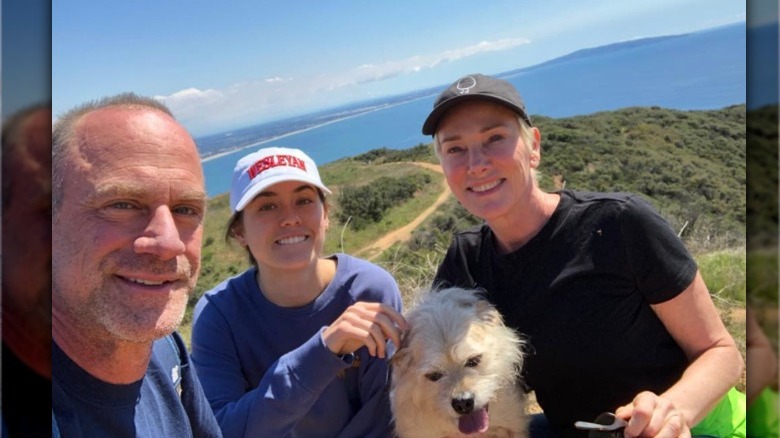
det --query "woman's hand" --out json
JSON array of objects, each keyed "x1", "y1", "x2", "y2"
[
  {"x1": 322, "y1": 302, "x2": 408, "y2": 358},
  {"x1": 615, "y1": 391, "x2": 691, "y2": 438}
]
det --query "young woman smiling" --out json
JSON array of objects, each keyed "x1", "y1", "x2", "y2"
[{"x1": 191, "y1": 146, "x2": 407, "y2": 438}]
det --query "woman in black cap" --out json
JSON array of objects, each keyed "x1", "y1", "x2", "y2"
[{"x1": 425, "y1": 73, "x2": 745, "y2": 438}]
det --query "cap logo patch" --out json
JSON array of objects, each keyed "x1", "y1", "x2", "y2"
[
  {"x1": 248, "y1": 154, "x2": 307, "y2": 180},
  {"x1": 456, "y1": 76, "x2": 477, "y2": 95}
]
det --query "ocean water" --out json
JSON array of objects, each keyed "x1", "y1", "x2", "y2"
[
  {"x1": 202, "y1": 97, "x2": 435, "y2": 197},
  {"x1": 202, "y1": 22, "x2": 746, "y2": 198}
]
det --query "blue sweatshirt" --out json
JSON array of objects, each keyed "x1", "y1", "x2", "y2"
[{"x1": 191, "y1": 253, "x2": 403, "y2": 438}]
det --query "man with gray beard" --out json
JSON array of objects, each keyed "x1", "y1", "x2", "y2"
[{"x1": 51, "y1": 93, "x2": 222, "y2": 437}]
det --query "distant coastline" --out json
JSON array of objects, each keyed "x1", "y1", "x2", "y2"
[{"x1": 200, "y1": 94, "x2": 434, "y2": 163}]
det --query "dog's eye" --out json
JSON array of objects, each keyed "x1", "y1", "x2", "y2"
[
  {"x1": 465, "y1": 355, "x2": 482, "y2": 368},
  {"x1": 425, "y1": 371, "x2": 444, "y2": 382}
]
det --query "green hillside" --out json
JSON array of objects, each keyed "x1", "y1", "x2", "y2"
[
  {"x1": 746, "y1": 104, "x2": 778, "y2": 249},
  {"x1": 744, "y1": 104, "x2": 778, "y2": 347},
  {"x1": 534, "y1": 105, "x2": 745, "y2": 237}
]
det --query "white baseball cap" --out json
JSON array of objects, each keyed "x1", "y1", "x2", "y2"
[{"x1": 230, "y1": 146, "x2": 332, "y2": 213}]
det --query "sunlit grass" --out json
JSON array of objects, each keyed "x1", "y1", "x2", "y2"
[{"x1": 698, "y1": 246, "x2": 746, "y2": 305}]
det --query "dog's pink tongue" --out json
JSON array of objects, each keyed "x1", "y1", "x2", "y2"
[{"x1": 458, "y1": 408, "x2": 489, "y2": 434}]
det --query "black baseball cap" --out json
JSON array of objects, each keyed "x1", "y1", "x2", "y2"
[{"x1": 422, "y1": 73, "x2": 532, "y2": 136}]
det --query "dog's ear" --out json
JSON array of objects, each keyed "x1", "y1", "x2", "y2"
[
  {"x1": 475, "y1": 299, "x2": 504, "y2": 326},
  {"x1": 389, "y1": 330, "x2": 413, "y2": 371},
  {"x1": 473, "y1": 286, "x2": 489, "y2": 300},
  {"x1": 389, "y1": 346, "x2": 409, "y2": 370}
]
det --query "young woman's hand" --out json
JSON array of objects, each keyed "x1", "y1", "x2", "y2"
[{"x1": 322, "y1": 302, "x2": 408, "y2": 358}]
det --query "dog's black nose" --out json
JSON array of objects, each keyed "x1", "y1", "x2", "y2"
[{"x1": 451, "y1": 396, "x2": 474, "y2": 414}]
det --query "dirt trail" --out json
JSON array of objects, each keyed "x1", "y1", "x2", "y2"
[{"x1": 355, "y1": 162, "x2": 451, "y2": 261}]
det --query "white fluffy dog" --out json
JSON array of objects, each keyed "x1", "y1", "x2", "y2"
[{"x1": 390, "y1": 287, "x2": 527, "y2": 438}]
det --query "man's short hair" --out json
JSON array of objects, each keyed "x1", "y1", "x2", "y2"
[{"x1": 52, "y1": 93, "x2": 175, "y2": 212}]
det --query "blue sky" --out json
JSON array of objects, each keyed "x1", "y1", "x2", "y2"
[
  {"x1": 53, "y1": 0, "x2": 752, "y2": 136},
  {"x1": 3, "y1": 0, "x2": 50, "y2": 118}
]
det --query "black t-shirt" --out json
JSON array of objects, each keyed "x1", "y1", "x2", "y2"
[{"x1": 434, "y1": 190, "x2": 697, "y2": 437}]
